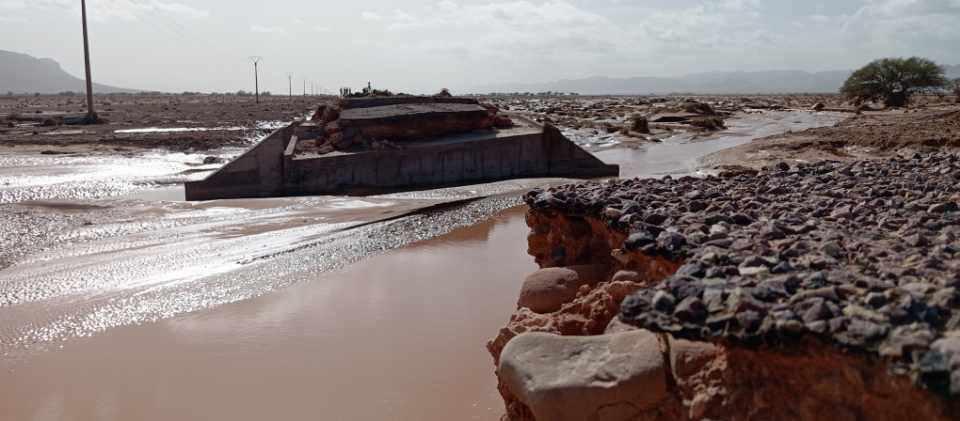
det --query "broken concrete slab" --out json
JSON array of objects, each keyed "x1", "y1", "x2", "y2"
[{"x1": 339, "y1": 102, "x2": 493, "y2": 142}]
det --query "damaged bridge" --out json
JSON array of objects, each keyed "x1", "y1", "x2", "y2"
[{"x1": 185, "y1": 96, "x2": 618, "y2": 200}]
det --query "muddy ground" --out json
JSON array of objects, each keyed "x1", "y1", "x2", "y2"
[
  {"x1": 705, "y1": 103, "x2": 960, "y2": 169},
  {"x1": 0, "y1": 93, "x2": 326, "y2": 152}
]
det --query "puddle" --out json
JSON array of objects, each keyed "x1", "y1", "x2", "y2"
[
  {"x1": 0, "y1": 148, "x2": 243, "y2": 204},
  {"x1": 114, "y1": 126, "x2": 247, "y2": 134},
  {"x1": 113, "y1": 120, "x2": 288, "y2": 135},
  {"x1": 119, "y1": 186, "x2": 186, "y2": 201}
]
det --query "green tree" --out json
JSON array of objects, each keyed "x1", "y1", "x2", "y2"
[{"x1": 841, "y1": 57, "x2": 948, "y2": 107}]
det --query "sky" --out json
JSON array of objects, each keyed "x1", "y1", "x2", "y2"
[{"x1": 1, "y1": 0, "x2": 959, "y2": 94}]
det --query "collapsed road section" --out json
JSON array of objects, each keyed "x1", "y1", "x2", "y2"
[{"x1": 185, "y1": 96, "x2": 619, "y2": 200}]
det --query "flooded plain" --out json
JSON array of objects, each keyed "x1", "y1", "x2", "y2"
[{"x1": 0, "y1": 110, "x2": 847, "y2": 420}]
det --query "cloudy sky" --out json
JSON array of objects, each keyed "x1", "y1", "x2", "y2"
[{"x1": 1, "y1": 0, "x2": 958, "y2": 93}]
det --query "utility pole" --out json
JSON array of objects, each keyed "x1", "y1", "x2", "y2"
[
  {"x1": 80, "y1": 0, "x2": 96, "y2": 122},
  {"x1": 287, "y1": 73, "x2": 293, "y2": 98},
  {"x1": 249, "y1": 56, "x2": 262, "y2": 104},
  {"x1": 303, "y1": 79, "x2": 306, "y2": 96}
]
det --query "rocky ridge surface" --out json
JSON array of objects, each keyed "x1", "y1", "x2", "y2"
[{"x1": 498, "y1": 152, "x2": 960, "y2": 419}]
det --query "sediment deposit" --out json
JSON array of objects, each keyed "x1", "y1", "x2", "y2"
[
  {"x1": 492, "y1": 152, "x2": 960, "y2": 420},
  {"x1": 707, "y1": 106, "x2": 960, "y2": 169}
]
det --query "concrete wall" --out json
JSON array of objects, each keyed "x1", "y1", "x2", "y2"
[
  {"x1": 184, "y1": 126, "x2": 292, "y2": 200},
  {"x1": 185, "y1": 122, "x2": 618, "y2": 200},
  {"x1": 281, "y1": 124, "x2": 617, "y2": 196}
]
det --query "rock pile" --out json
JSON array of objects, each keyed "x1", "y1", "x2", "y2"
[
  {"x1": 496, "y1": 152, "x2": 960, "y2": 419},
  {"x1": 527, "y1": 153, "x2": 960, "y2": 392},
  {"x1": 296, "y1": 96, "x2": 514, "y2": 155}
]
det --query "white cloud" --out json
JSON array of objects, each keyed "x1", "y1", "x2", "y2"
[
  {"x1": 251, "y1": 25, "x2": 285, "y2": 34},
  {"x1": 840, "y1": 0, "x2": 960, "y2": 53},
  {"x1": 148, "y1": 1, "x2": 209, "y2": 19},
  {"x1": 358, "y1": 1, "x2": 622, "y2": 57},
  {"x1": 809, "y1": 14, "x2": 831, "y2": 23},
  {"x1": 0, "y1": 0, "x2": 26, "y2": 10},
  {"x1": 361, "y1": 11, "x2": 383, "y2": 21},
  {"x1": 5, "y1": 0, "x2": 210, "y2": 20}
]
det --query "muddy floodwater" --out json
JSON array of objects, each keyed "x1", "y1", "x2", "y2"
[
  {"x1": 0, "y1": 208, "x2": 532, "y2": 421},
  {"x1": 0, "y1": 110, "x2": 846, "y2": 420}
]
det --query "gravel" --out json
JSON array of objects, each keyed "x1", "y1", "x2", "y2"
[{"x1": 524, "y1": 152, "x2": 960, "y2": 396}]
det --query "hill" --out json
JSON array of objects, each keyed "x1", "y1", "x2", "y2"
[
  {"x1": 474, "y1": 67, "x2": 960, "y2": 96},
  {"x1": 0, "y1": 50, "x2": 136, "y2": 94}
]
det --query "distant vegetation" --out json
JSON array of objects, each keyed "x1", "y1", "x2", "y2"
[
  {"x1": 954, "y1": 79, "x2": 960, "y2": 103},
  {"x1": 841, "y1": 57, "x2": 948, "y2": 107}
]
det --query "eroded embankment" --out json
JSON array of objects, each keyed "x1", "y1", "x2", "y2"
[{"x1": 489, "y1": 153, "x2": 960, "y2": 420}]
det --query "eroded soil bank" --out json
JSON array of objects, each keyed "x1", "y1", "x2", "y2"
[{"x1": 491, "y1": 154, "x2": 960, "y2": 420}]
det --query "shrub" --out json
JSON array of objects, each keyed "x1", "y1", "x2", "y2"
[{"x1": 841, "y1": 57, "x2": 948, "y2": 107}]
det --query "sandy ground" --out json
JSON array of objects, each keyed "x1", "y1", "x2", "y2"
[
  {"x1": 0, "y1": 94, "x2": 861, "y2": 420},
  {"x1": 704, "y1": 104, "x2": 960, "y2": 169}
]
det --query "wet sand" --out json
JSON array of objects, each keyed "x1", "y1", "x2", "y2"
[{"x1": 0, "y1": 207, "x2": 532, "y2": 421}]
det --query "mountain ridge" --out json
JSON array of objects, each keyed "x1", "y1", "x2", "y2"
[
  {"x1": 0, "y1": 49, "x2": 136, "y2": 94},
  {"x1": 473, "y1": 66, "x2": 960, "y2": 95}
]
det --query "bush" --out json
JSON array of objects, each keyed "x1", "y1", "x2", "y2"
[
  {"x1": 841, "y1": 57, "x2": 948, "y2": 107},
  {"x1": 954, "y1": 79, "x2": 960, "y2": 103}
]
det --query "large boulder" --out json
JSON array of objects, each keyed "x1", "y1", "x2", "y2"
[
  {"x1": 498, "y1": 330, "x2": 669, "y2": 421},
  {"x1": 517, "y1": 265, "x2": 606, "y2": 314}
]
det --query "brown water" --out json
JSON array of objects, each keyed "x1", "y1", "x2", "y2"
[{"x1": 0, "y1": 207, "x2": 533, "y2": 421}]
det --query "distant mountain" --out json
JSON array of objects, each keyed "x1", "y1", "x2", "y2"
[
  {"x1": 474, "y1": 67, "x2": 960, "y2": 95},
  {"x1": 0, "y1": 50, "x2": 136, "y2": 94}
]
